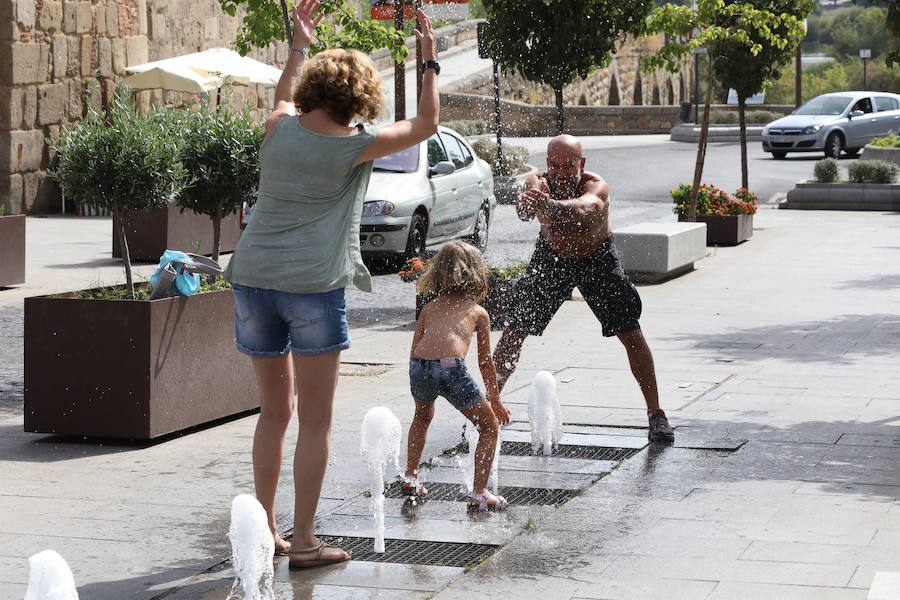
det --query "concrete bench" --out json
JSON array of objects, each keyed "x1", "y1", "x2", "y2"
[{"x1": 613, "y1": 222, "x2": 707, "y2": 283}]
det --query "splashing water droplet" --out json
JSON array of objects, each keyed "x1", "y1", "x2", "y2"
[
  {"x1": 226, "y1": 494, "x2": 274, "y2": 600},
  {"x1": 528, "y1": 371, "x2": 562, "y2": 456},
  {"x1": 25, "y1": 550, "x2": 78, "y2": 600}
]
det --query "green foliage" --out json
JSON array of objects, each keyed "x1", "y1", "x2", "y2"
[
  {"x1": 481, "y1": 0, "x2": 654, "y2": 93},
  {"x1": 218, "y1": 0, "x2": 408, "y2": 63},
  {"x1": 469, "y1": 139, "x2": 529, "y2": 176},
  {"x1": 830, "y1": 6, "x2": 894, "y2": 60},
  {"x1": 671, "y1": 183, "x2": 758, "y2": 216},
  {"x1": 852, "y1": 0, "x2": 900, "y2": 67},
  {"x1": 871, "y1": 134, "x2": 900, "y2": 148},
  {"x1": 441, "y1": 119, "x2": 490, "y2": 136},
  {"x1": 177, "y1": 105, "x2": 264, "y2": 259},
  {"x1": 813, "y1": 158, "x2": 840, "y2": 183},
  {"x1": 67, "y1": 276, "x2": 231, "y2": 301},
  {"x1": 49, "y1": 90, "x2": 189, "y2": 216},
  {"x1": 847, "y1": 159, "x2": 899, "y2": 183},
  {"x1": 710, "y1": 0, "x2": 815, "y2": 105}
]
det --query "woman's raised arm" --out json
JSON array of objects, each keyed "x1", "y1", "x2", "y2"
[{"x1": 355, "y1": 8, "x2": 439, "y2": 165}]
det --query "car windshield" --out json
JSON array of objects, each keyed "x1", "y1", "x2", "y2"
[
  {"x1": 794, "y1": 95, "x2": 854, "y2": 116},
  {"x1": 373, "y1": 147, "x2": 419, "y2": 172}
]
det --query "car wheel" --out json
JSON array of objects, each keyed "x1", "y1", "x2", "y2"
[
  {"x1": 771, "y1": 151, "x2": 787, "y2": 159},
  {"x1": 404, "y1": 214, "x2": 427, "y2": 261},
  {"x1": 467, "y1": 205, "x2": 490, "y2": 252},
  {"x1": 824, "y1": 132, "x2": 843, "y2": 159}
]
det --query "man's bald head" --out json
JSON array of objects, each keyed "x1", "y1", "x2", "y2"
[{"x1": 547, "y1": 135, "x2": 582, "y2": 160}]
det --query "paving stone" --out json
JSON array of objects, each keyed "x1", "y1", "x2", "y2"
[
  {"x1": 705, "y1": 582, "x2": 868, "y2": 600},
  {"x1": 273, "y1": 559, "x2": 463, "y2": 592}
]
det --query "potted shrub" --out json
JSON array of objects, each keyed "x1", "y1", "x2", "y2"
[
  {"x1": 403, "y1": 256, "x2": 528, "y2": 328},
  {"x1": 672, "y1": 183, "x2": 756, "y2": 246},
  {"x1": 29, "y1": 91, "x2": 257, "y2": 440},
  {"x1": 176, "y1": 104, "x2": 264, "y2": 263},
  {"x1": 470, "y1": 139, "x2": 534, "y2": 204},
  {"x1": 783, "y1": 158, "x2": 900, "y2": 210},
  {"x1": 110, "y1": 103, "x2": 258, "y2": 262},
  {"x1": 0, "y1": 205, "x2": 25, "y2": 287},
  {"x1": 863, "y1": 135, "x2": 900, "y2": 167}
]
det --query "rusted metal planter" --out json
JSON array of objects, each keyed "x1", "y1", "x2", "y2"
[
  {"x1": 24, "y1": 287, "x2": 257, "y2": 439},
  {"x1": 679, "y1": 214, "x2": 753, "y2": 246},
  {"x1": 112, "y1": 205, "x2": 241, "y2": 262},
  {"x1": 0, "y1": 215, "x2": 25, "y2": 287},
  {"x1": 415, "y1": 278, "x2": 518, "y2": 329}
]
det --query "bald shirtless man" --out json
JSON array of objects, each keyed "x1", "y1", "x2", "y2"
[{"x1": 492, "y1": 135, "x2": 674, "y2": 443}]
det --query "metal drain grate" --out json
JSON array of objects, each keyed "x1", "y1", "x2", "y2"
[
  {"x1": 318, "y1": 535, "x2": 498, "y2": 568},
  {"x1": 498, "y1": 440, "x2": 641, "y2": 461},
  {"x1": 384, "y1": 481, "x2": 576, "y2": 505}
]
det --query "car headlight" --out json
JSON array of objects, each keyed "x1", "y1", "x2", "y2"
[
  {"x1": 802, "y1": 124, "x2": 823, "y2": 135},
  {"x1": 362, "y1": 201, "x2": 394, "y2": 216}
]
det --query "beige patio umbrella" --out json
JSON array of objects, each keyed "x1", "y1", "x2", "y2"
[{"x1": 122, "y1": 47, "x2": 282, "y2": 93}]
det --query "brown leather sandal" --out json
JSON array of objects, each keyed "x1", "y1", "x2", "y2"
[{"x1": 288, "y1": 541, "x2": 350, "y2": 569}]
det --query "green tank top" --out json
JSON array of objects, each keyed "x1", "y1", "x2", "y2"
[{"x1": 225, "y1": 117, "x2": 380, "y2": 293}]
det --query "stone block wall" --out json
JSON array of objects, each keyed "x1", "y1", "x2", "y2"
[{"x1": 0, "y1": 0, "x2": 288, "y2": 215}]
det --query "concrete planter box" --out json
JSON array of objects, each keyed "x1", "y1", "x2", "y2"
[
  {"x1": 670, "y1": 124, "x2": 765, "y2": 143},
  {"x1": 781, "y1": 182, "x2": 900, "y2": 211},
  {"x1": 0, "y1": 215, "x2": 25, "y2": 287},
  {"x1": 679, "y1": 214, "x2": 753, "y2": 246},
  {"x1": 614, "y1": 222, "x2": 707, "y2": 283},
  {"x1": 112, "y1": 205, "x2": 241, "y2": 262},
  {"x1": 416, "y1": 278, "x2": 517, "y2": 328},
  {"x1": 24, "y1": 287, "x2": 257, "y2": 440},
  {"x1": 861, "y1": 144, "x2": 900, "y2": 167}
]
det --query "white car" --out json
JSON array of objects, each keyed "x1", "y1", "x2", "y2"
[
  {"x1": 761, "y1": 91, "x2": 900, "y2": 159},
  {"x1": 360, "y1": 126, "x2": 496, "y2": 262}
]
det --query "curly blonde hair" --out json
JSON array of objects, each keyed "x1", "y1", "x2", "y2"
[
  {"x1": 293, "y1": 49, "x2": 385, "y2": 124},
  {"x1": 416, "y1": 241, "x2": 487, "y2": 302}
]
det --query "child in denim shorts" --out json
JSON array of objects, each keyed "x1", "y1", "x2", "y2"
[{"x1": 402, "y1": 241, "x2": 512, "y2": 511}]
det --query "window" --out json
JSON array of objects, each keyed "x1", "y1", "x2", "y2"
[
  {"x1": 875, "y1": 96, "x2": 899, "y2": 112},
  {"x1": 441, "y1": 134, "x2": 468, "y2": 169},
  {"x1": 373, "y1": 147, "x2": 419, "y2": 172},
  {"x1": 427, "y1": 135, "x2": 448, "y2": 168},
  {"x1": 851, "y1": 97, "x2": 873, "y2": 114}
]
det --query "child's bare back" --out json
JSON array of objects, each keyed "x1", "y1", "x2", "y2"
[{"x1": 411, "y1": 293, "x2": 486, "y2": 360}]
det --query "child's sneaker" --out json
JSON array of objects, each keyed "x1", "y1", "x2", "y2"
[{"x1": 648, "y1": 409, "x2": 674, "y2": 443}]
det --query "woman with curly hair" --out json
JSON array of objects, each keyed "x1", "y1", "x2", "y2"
[{"x1": 224, "y1": 0, "x2": 440, "y2": 568}]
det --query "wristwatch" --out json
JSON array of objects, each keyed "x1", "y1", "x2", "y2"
[{"x1": 422, "y1": 60, "x2": 440, "y2": 75}]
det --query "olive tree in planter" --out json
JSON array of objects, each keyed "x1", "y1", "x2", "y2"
[
  {"x1": 29, "y1": 92, "x2": 258, "y2": 440},
  {"x1": 50, "y1": 90, "x2": 188, "y2": 300},
  {"x1": 177, "y1": 105, "x2": 264, "y2": 263}
]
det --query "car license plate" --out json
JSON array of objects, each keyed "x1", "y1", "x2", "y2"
[{"x1": 774, "y1": 136, "x2": 791, "y2": 143}]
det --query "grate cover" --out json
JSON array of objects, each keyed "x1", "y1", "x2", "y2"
[
  {"x1": 318, "y1": 535, "x2": 497, "y2": 568},
  {"x1": 384, "y1": 481, "x2": 576, "y2": 505},
  {"x1": 492, "y1": 440, "x2": 641, "y2": 461}
]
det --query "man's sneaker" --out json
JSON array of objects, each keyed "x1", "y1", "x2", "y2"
[{"x1": 648, "y1": 409, "x2": 675, "y2": 443}]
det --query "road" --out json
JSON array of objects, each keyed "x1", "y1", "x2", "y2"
[{"x1": 346, "y1": 134, "x2": 848, "y2": 325}]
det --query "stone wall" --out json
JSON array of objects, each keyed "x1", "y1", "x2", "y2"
[
  {"x1": 0, "y1": 0, "x2": 287, "y2": 215},
  {"x1": 445, "y1": 34, "x2": 691, "y2": 110},
  {"x1": 440, "y1": 93, "x2": 684, "y2": 136}
]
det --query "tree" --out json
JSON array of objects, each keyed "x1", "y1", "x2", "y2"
[
  {"x1": 49, "y1": 90, "x2": 189, "y2": 299},
  {"x1": 481, "y1": 0, "x2": 654, "y2": 134},
  {"x1": 177, "y1": 105, "x2": 265, "y2": 263},
  {"x1": 219, "y1": 0, "x2": 408, "y2": 63},
  {"x1": 710, "y1": 0, "x2": 813, "y2": 190},
  {"x1": 644, "y1": 1, "x2": 810, "y2": 217}
]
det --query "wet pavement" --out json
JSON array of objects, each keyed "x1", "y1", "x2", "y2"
[{"x1": 2, "y1": 198, "x2": 900, "y2": 599}]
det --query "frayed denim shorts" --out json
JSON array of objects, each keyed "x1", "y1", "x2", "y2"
[
  {"x1": 232, "y1": 284, "x2": 350, "y2": 358},
  {"x1": 409, "y1": 357, "x2": 483, "y2": 411}
]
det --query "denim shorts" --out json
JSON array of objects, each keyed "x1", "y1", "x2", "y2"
[
  {"x1": 409, "y1": 357, "x2": 483, "y2": 411},
  {"x1": 232, "y1": 284, "x2": 350, "y2": 358}
]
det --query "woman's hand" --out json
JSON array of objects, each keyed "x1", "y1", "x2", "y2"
[
  {"x1": 292, "y1": 0, "x2": 322, "y2": 51},
  {"x1": 414, "y1": 8, "x2": 437, "y2": 61}
]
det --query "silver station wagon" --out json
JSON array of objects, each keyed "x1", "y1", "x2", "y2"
[
  {"x1": 360, "y1": 126, "x2": 496, "y2": 262},
  {"x1": 761, "y1": 91, "x2": 900, "y2": 159}
]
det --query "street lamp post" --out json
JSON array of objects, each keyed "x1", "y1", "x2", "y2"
[{"x1": 860, "y1": 48, "x2": 871, "y2": 90}]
